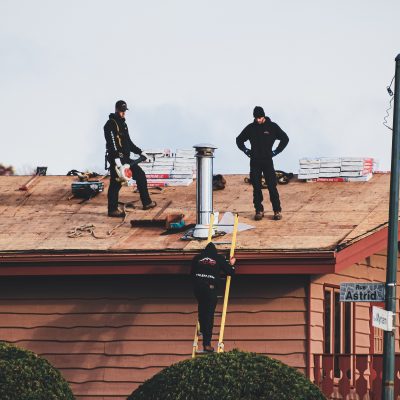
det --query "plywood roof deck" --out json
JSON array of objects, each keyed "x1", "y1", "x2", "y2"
[{"x1": 0, "y1": 174, "x2": 391, "y2": 255}]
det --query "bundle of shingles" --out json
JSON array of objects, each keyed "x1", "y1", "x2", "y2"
[
  {"x1": 132, "y1": 148, "x2": 196, "y2": 187},
  {"x1": 298, "y1": 157, "x2": 375, "y2": 182}
]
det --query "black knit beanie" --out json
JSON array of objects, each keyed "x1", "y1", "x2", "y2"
[{"x1": 253, "y1": 106, "x2": 265, "y2": 118}]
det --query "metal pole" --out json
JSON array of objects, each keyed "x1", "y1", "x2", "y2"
[{"x1": 382, "y1": 53, "x2": 400, "y2": 400}]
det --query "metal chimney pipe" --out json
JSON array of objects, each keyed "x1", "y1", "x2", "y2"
[{"x1": 193, "y1": 143, "x2": 217, "y2": 238}]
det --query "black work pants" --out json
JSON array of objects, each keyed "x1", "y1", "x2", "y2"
[
  {"x1": 194, "y1": 283, "x2": 218, "y2": 346},
  {"x1": 108, "y1": 162, "x2": 151, "y2": 212},
  {"x1": 250, "y1": 158, "x2": 281, "y2": 213}
]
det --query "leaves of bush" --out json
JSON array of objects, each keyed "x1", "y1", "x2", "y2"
[
  {"x1": 128, "y1": 349, "x2": 324, "y2": 400},
  {"x1": 0, "y1": 342, "x2": 75, "y2": 400}
]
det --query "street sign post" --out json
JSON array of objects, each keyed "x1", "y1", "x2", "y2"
[
  {"x1": 373, "y1": 306, "x2": 394, "y2": 332},
  {"x1": 340, "y1": 283, "x2": 385, "y2": 302}
]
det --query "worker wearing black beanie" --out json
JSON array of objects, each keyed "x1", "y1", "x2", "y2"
[{"x1": 236, "y1": 106, "x2": 289, "y2": 221}]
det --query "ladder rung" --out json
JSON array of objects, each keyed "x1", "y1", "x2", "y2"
[{"x1": 214, "y1": 242, "x2": 232, "y2": 245}]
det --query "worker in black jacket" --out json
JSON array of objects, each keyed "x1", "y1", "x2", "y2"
[
  {"x1": 104, "y1": 100, "x2": 156, "y2": 217},
  {"x1": 191, "y1": 242, "x2": 236, "y2": 352},
  {"x1": 236, "y1": 106, "x2": 289, "y2": 221}
]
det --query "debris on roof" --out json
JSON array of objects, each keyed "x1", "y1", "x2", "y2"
[
  {"x1": 0, "y1": 164, "x2": 14, "y2": 176},
  {"x1": 298, "y1": 157, "x2": 376, "y2": 182}
]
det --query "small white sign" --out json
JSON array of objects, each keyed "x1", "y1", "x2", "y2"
[{"x1": 372, "y1": 306, "x2": 394, "y2": 331}]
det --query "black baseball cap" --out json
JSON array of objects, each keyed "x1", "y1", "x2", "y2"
[
  {"x1": 253, "y1": 106, "x2": 265, "y2": 118},
  {"x1": 115, "y1": 100, "x2": 129, "y2": 112}
]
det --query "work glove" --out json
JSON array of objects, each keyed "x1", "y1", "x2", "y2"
[
  {"x1": 271, "y1": 149, "x2": 280, "y2": 158},
  {"x1": 243, "y1": 148, "x2": 251, "y2": 158},
  {"x1": 131, "y1": 153, "x2": 148, "y2": 166}
]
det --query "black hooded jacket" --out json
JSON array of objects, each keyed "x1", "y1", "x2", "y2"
[
  {"x1": 191, "y1": 243, "x2": 235, "y2": 289},
  {"x1": 236, "y1": 117, "x2": 289, "y2": 161},
  {"x1": 104, "y1": 113, "x2": 142, "y2": 165}
]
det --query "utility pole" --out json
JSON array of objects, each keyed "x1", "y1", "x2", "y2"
[{"x1": 382, "y1": 53, "x2": 400, "y2": 400}]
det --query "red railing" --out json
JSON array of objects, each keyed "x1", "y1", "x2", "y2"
[{"x1": 314, "y1": 354, "x2": 400, "y2": 399}]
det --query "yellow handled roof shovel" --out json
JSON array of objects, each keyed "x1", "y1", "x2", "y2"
[{"x1": 192, "y1": 213, "x2": 239, "y2": 357}]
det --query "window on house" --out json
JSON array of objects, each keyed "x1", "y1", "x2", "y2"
[{"x1": 324, "y1": 286, "x2": 354, "y2": 377}]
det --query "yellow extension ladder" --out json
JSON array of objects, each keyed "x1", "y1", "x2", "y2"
[{"x1": 192, "y1": 212, "x2": 239, "y2": 357}]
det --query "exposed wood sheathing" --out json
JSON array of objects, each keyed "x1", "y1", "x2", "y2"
[{"x1": 0, "y1": 174, "x2": 391, "y2": 255}]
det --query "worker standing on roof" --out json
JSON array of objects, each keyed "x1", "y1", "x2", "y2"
[
  {"x1": 191, "y1": 242, "x2": 236, "y2": 352},
  {"x1": 236, "y1": 106, "x2": 289, "y2": 221},
  {"x1": 104, "y1": 100, "x2": 156, "y2": 217}
]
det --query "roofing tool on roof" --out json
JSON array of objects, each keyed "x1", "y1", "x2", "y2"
[{"x1": 18, "y1": 166, "x2": 47, "y2": 191}]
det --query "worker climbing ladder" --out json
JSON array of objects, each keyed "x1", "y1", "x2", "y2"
[{"x1": 192, "y1": 212, "x2": 239, "y2": 358}]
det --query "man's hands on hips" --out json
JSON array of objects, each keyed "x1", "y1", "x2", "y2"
[{"x1": 243, "y1": 148, "x2": 251, "y2": 158}]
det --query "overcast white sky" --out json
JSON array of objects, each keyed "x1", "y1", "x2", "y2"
[{"x1": 1, "y1": 0, "x2": 399, "y2": 175}]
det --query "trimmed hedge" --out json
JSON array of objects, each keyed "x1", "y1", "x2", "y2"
[
  {"x1": 0, "y1": 342, "x2": 75, "y2": 400},
  {"x1": 128, "y1": 349, "x2": 324, "y2": 400}
]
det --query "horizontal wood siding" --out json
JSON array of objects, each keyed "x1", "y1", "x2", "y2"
[
  {"x1": 309, "y1": 249, "x2": 400, "y2": 379},
  {"x1": 0, "y1": 275, "x2": 307, "y2": 399}
]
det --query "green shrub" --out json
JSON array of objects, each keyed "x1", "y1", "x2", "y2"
[
  {"x1": 128, "y1": 349, "x2": 324, "y2": 400},
  {"x1": 0, "y1": 341, "x2": 75, "y2": 400}
]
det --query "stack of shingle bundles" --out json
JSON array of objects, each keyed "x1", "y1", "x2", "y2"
[
  {"x1": 298, "y1": 158, "x2": 320, "y2": 180},
  {"x1": 298, "y1": 156, "x2": 375, "y2": 182},
  {"x1": 339, "y1": 157, "x2": 374, "y2": 182},
  {"x1": 132, "y1": 148, "x2": 194, "y2": 187},
  {"x1": 173, "y1": 149, "x2": 196, "y2": 179}
]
